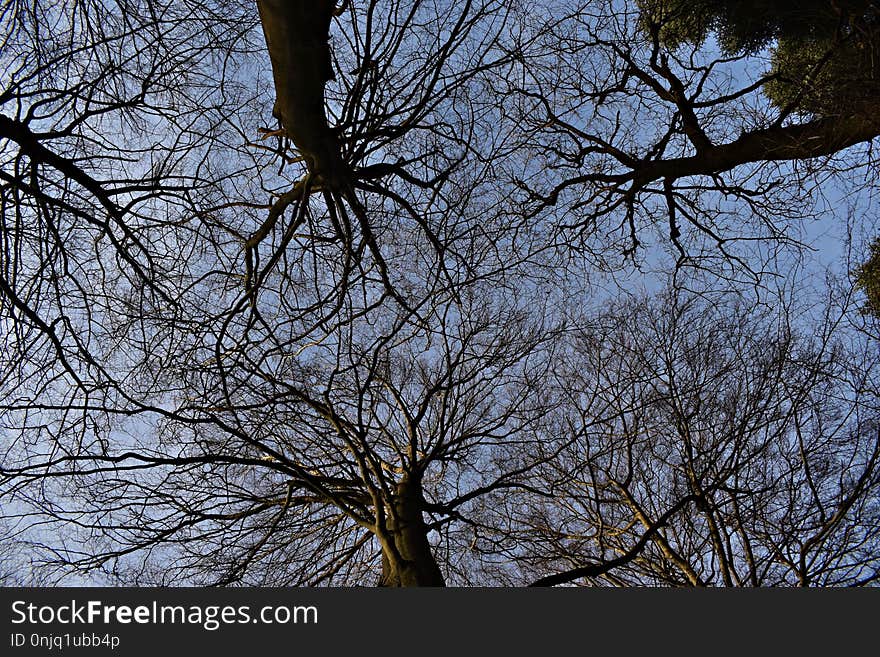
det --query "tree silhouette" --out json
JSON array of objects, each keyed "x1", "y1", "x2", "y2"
[{"x1": 1, "y1": 1, "x2": 878, "y2": 586}]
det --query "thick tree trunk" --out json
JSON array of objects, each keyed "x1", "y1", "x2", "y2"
[
  {"x1": 378, "y1": 477, "x2": 445, "y2": 587},
  {"x1": 255, "y1": 0, "x2": 346, "y2": 182}
]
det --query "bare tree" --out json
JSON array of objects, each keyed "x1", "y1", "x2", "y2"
[
  {"x1": 502, "y1": 287, "x2": 880, "y2": 586},
  {"x1": 1, "y1": 1, "x2": 879, "y2": 586},
  {"x1": 501, "y1": 2, "x2": 880, "y2": 279}
]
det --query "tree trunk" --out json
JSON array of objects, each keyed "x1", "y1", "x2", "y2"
[
  {"x1": 255, "y1": 0, "x2": 346, "y2": 182},
  {"x1": 378, "y1": 477, "x2": 445, "y2": 587}
]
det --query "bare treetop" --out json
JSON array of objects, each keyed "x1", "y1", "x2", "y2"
[{"x1": 1, "y1": 0, "x2": 878, "y2": 586}]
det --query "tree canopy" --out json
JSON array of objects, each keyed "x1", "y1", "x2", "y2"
[
  {"x1": 1, "y1": 0, "x2": 878, "y2": 586},
  {"x1": 856, "y1": 238, "x2": 880, "y2": 318},
  {"x1": 642, "y1": 0, "x2": 880, "y2": 115}
]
